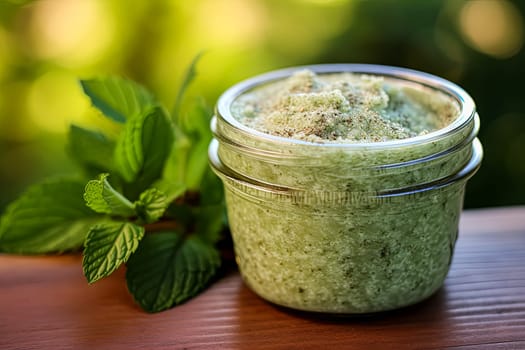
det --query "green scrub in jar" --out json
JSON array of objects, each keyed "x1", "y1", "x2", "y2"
[{"x1": 210, "y1": 65, "x2": 482, "y2": 313}]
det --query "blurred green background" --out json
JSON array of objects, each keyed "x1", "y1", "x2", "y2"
[{"x1": 0, "y1": 0, "x2": 524, "y2": 210}]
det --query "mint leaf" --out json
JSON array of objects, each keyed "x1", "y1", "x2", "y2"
[
  {"x1": 196, "y1": 169, "x2": 226, "y2": 242},
  {"x1": 83, "y1": 221, "x2": 144, "y2": 283},
  {"x1": 0, "y1": 179, "x2": 100, "y2": 254},
  {"x1": 180, "y1": 96, "x2": 212, "y2": 140},
  {"x1": 68, "y1": 125, "x2": 116, "y2": 174},
  {"x1": 134, "y1": 188, "x2": 168, "y2": 224},
  {"x1": 161, "y1": 133, "x2": 191, "y2": 189},
  {"x1": 126, "y1": 232, "x2": 221, "y2": 313},
  {"x1": 172, "y1": 52, "x2": 204, "y2": 122},
  {"x1": 80, "y1": 76, "x2": 158, "y2": 123},
  {"x1": 152, "y1": 179, "x2": 186, "y2": 203},
  {"x1": 200, "y1": 166, "x2": 224, "y2": 206},
  {"x1": 114, "y1": 107, "x2": 174, "y2": 198},
  {"x1": 163, "y1": 98, "x2": 212, "y2": 190},
  {"x1": 161, "y1": 169, "x2": 226, "y2": 244},
  {"x1": 83, "y1": 173, "x2": 135, "y2": 217},
  {"x1": 193, "y1": 205, "x2": 224, "y2": 244}
]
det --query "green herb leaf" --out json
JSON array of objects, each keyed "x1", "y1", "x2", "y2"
[
  {"x1": 193, "y1": 205, "x2": 225, "y2": 244},
  {"x1": 184, "y1": 140, "x2": 210, "y2": 190},
  {"x1": 193, "y1": 168, "x2": 226, "y2": 243},
  {"x1": 161, "y1": 132, "x2": 191, "y2": 189},
  {"x1": 152, "y1": 179, "x2": 186, "y2": 203},
  {"x1": 68, "y1": 125, "x2": 116, "y2": 174},
  {"x1": 0, "y1": 179, "x2": 100, "y2": 254},
  {"x1": 83, "y1": 221, "x2": 144, "y2": 283},
  {"x1": 172, "y1": 52, "x2": 204, "y2": 122},
  {"x1": 180, "y1": 96, "x2": 212, "y2": 140},
  {"x1": 161, "y1": 168, "x2": 226, "y2": 244},
  {"x1": 134, "y1": 188, "x2": 168, "y2": 224},
  {"x1": 80, "y1": 76, "x2": 158, "y2": 123},
  {"x1": 114, "y1": 107, "x2": 174, "y2": 198},
  {"x1": 126, "y1": 232, "x2": 221, "y2": 313},
  {"x1": 163, "y1": 98, "x2": 212, "y2": 190},
  {"x1": 199, "y1": 166, "x2": 225, "y2": 206},
  {"x1": 83, "y1": 173, "x2": 135, "y2": 217}
]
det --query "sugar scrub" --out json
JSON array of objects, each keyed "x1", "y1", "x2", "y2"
[
  {"x1": 210, "y1": 64, "x2": 482, "y2": 313},
  {"x1": 231, "y1": 69, "x2": 459, "y2": 143}
]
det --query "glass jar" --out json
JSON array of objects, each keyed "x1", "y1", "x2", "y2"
[{"x1": 209, "y1": 64, "x2": 483, "y2": 314}]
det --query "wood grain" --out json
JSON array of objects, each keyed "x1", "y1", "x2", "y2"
[{"x1": 1, "y1": 207, "x2": 524, "y2": 350}]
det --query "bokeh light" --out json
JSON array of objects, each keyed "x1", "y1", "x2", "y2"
[
  {"x1": 194, "y1": 0, "x2": 267, "y2": 47},
  {"x1": 25, "y1": 0, "x2": 116, "y2": 67},
  {"x1": 459, "y1": 0, "x2": 524, "y2": 58}
]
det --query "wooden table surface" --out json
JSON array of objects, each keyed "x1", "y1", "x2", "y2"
[{"x1": 1, "y1": 207, "x2": 524, "y2": 350}]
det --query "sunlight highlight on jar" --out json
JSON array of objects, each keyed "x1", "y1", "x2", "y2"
[{"x1": 459, "y1": 0, "x2": 524, "y2": 58}]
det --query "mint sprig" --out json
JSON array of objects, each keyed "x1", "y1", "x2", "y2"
[{"x1": 0, "y1": 57, "x2": 227, "y2": 313}]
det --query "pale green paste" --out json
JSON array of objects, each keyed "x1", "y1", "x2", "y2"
[
  {"x1": 217, "y1": 69, "x2": 471, "y2": 313},
  {"x1": 231, "y1": 70, "x2": 459, "y2": 143}
]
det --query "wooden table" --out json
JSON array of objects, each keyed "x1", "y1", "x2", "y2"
[{"x1": 1, "y1": 207, "x2": 524, "y2": 349}]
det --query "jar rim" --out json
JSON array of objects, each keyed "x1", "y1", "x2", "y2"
[{"x1": 216, "y1": 64, "x2": 476, "y2": 150}]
